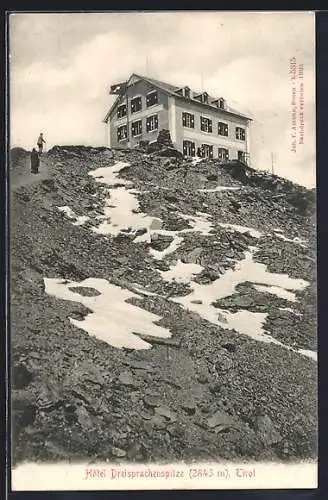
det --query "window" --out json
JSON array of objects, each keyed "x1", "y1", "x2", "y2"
[
  {"x1": 117, "y1": 125, "x2": 127, "y2": 142},
  {"x1": 202, "y1": 93, "x2": 209, "y2": 104},
  {"x1": 200, "y1": 116, "x2": 212, "y2": 133},
  {"x1": 146, "y1": 91, "x2": 158, "y2": 107},
  {"x1": 195, "y1": 92, "x2": 208, "y2": 104},
  {"x1": 218, "y1": 98, "x2": 226, "y2": 110},
  {"x1": 117, "y1": 104, "x2": 127, "y2": 119},
  {"x1": 238, "y1": 150, "x2": 245, "y2": 162},
  {"x1": 146, "y1": 114, "x2": 158, "y2": 132},
  {"x1": 184, "y1": 87, "x2": 190, "y2": 99},
  {"x1": 131, "y1": 96, "x2": 142, "y2": 113},
  {"x1": 236, "y1": 127, "x2": 246, "y2": 140},
  {"x1": 201, "y1": 144, "x2": 213, "y2": 159},
  {"x1": 218, "y1": 122, "x2": 228, "y2": 136},
  {"x1": 182, "y1": 112, "x2": 194, "y2": 128},
  {"x1": 183, "y1": 140, "x2": 195, "y2": 157},
  {"x1": 218, "y1": 148, "x2": 229, "y2": 161},
  {"x1": 131, "y1": 120, "x2": 142, "y2": 137}
]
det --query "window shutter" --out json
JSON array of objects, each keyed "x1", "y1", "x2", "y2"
[
  {"x1": 155, "y1": 116, "x2": 158, "y2": 129},
  {"x1": 209, "y1": 121, "x2": 212, "y2": 133},
  {"x1": 191, "y1": 115, "x2": 194, "y2": 128},
  {"x1": 182, "y1": 113, "x2": 186, "y2": 126}
]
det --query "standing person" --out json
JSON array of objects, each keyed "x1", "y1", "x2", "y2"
[
  {"x1": 30, "y1": 148, "x2": 40, "y2": 174},
  {"x1": 37, "y1": 133, "x2": 46, "y2": 154}
]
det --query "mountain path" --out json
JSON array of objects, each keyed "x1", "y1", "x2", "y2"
[{"x1": 11, "y1": 153, "x2": 52, "y2": 191}]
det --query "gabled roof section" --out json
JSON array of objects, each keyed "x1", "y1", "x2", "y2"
[
  {"x1": 103, "y1": 73, "x2": 252, "y2": 123},
  {"x1": 103, "y1": 94, "x2": 123, "y2": 123},
  {"x1": 134, "y1": 74, "x2": 181, "y2": 95}
]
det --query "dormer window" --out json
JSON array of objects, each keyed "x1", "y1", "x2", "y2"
[
  {"x1": 194, "y1": 92, "x2": 208, "y2": 104},
  {"x1": 184, "y1": 86, "x2": 190, "y2": 99},
  {"x1": 218, "y1": 98, "x2": 226, "y2": 110},
  {"x1": 176, "y1": 86, "x2": 191, "y2": 99},
  {"x1": 202, "y1": 92, "x2": 209, "y2": 104}
]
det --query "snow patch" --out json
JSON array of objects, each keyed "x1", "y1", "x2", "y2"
[
  {"x1": 149, "y1": 236, "x2": 184, "y2": 260},
  {"x1": 88, "y1": 162, "x2": 212, "y2": 246},
  {"x1": 279, "y1": 307, "x2": 302, "y2": 316},
  {"x1": 274, "y1": 230, "x2": 308, "y2": 246},
  {"x1": 254, "y1": 284, "x2": 298, "y2": 302},
  {"x1": 91, "y1": 188, "x2": 158, "y2": 236},
  {"x1": 44, "y1": 277, "x2": 171, "y2": 350},
  {"x1": 89, "y1": 161, "x2": 132, "y2": 186},
  {"x1": 198, "y1": 186, "x2": 240, "y2": 192},
  {"x1": 297, "y1": 349, "x2": 317, "y2": 362},
  {"x1": 171, "y1": 249, "x2": 314, "y2": 360},
  {"x1": 218, "y1": 222, "x2": 262, "y2": 239},
  {"x1": 57, "y1": 206, "x2": 89, "y2": 226},
  {"x1": 159, "y1": 259, "x2": 203, "y2": 283},
  {"x1": 82, "y1": 161, "x2": 315, "y2": 361},
  {"x1": 89, "y1": 161, "x2": 161, "y2": 236},
  {"x1": 179, "y1": 211, "x2": 214, "y2": 235}
]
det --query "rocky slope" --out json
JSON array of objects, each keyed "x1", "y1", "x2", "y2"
[{"x1": 11, "y1": 145, "x2": 317, "y2": 465}]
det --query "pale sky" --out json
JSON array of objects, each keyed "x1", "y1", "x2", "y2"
[{"x1": 9, "y1": 11, "x2": 315, "y2": 187}]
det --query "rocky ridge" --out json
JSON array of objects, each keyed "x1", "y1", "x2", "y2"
[{"x1": 11, "y1": 145, "x2": 316, "y2": 465}]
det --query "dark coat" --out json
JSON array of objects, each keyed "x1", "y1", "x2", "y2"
[{"x1": 31, "y1": 150, "x2": 40, "y2": 173}]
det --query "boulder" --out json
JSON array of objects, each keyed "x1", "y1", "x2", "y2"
[
  {"x1": 12, "y1": 391, "x2": 37, "y2": 434},
  {"x1": 184, "y1": 247, "x2": 203, "y2": 264},
  {"x1": 12, "y1": 363, "x2": 34, "y2": 390},
  {"x1": 207, "y1": 410, "x2": 234, "y2": 432},
  {"x1": 221, "y1": 341, "x2": 237, "y2": 353},
  {"x1": 149, "y1": 218, "x2": 163, "y2": 230},
  {"x1": 180, "y1": 400, "x2": 196, "y2": 415},
  {"x1": 158, "y1": 147, "x2": 183, "y2": 159},
  {"x1": 76, "y1": 406, "x2": 95, "y2": 429},
  {"x1": 68, "y1": 286, "x2": 101, "y2": 297},
  {"x1": 155, "y1": 405, "x2": 177, "y2": 422},
  {"x1": 118, "y1": 371, "x2": 138, "y2": 388},
  {"x1": 143, "y1": 394, "x2": 162, "y2": 408},
  {"x1": 156, "y1": 129, "x2": 174, "y2": 148},
  {"x1": 256, "y1": 414, "x2": 282, "y2": 446},
  {"x1": 111, "y1": 447, "x2": 127, "y2": 458}
]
